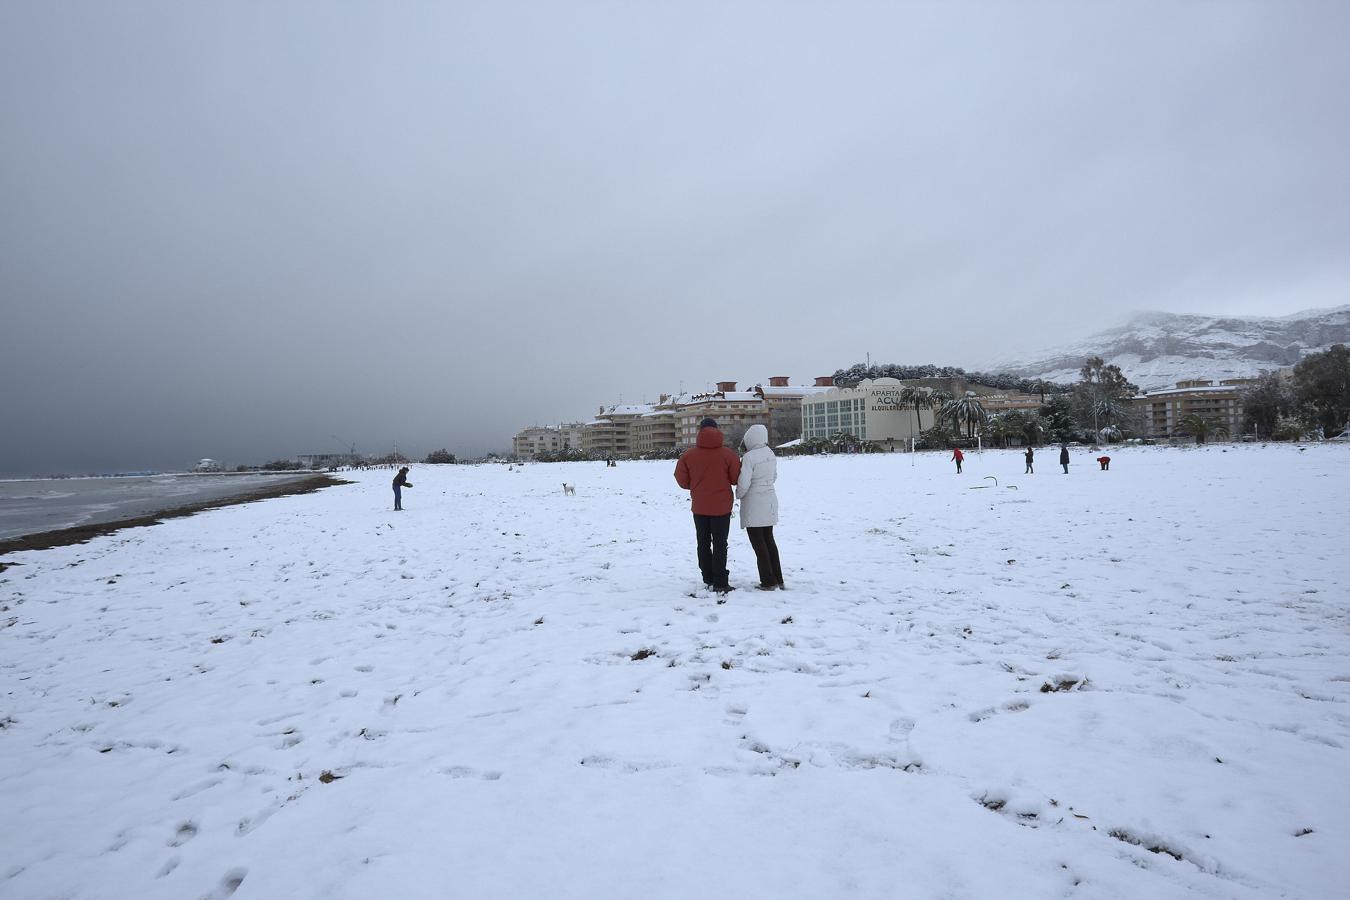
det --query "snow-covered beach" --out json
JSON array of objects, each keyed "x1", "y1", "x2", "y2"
[{"x1": 2, "y1": 445, "x2": 1348, "y2": 899}]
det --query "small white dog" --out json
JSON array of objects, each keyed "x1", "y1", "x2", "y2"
[{"x1": 562, "y1": 483, "x2": 575, "y2": 496}]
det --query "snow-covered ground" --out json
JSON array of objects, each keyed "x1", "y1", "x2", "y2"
[{"x1": 2, "y1": 446, "x2": 1348, "y2": 899}]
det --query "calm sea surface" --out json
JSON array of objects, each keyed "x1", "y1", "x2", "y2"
[{"x1": 0, "y1": 474, "x2": 315, "y2": 540}]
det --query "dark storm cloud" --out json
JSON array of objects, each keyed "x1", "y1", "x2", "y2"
[{"x1": 2, "y1": 1, "x2": 1348, "y2": 473}]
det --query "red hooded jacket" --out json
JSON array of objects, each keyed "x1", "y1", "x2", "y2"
[{"x1": 674, "y1": 427, "x2": 742, "y2": 516}]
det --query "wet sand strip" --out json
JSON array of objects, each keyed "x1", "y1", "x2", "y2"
[{"x1": 0, "y1": 474, "x2": 349, "y2": 564}]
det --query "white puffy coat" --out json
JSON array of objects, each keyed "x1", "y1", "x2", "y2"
[{"x1": 735, "y1": 424, "x2": 779, "y2": 528}]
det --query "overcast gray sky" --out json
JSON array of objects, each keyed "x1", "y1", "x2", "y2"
[{"x1": 3, "y1": 1, "x2": 1348, "y2": 473}]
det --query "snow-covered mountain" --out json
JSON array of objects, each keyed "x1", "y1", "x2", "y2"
[{"x1": 991, "y1": 305, "x2": 1350, "y2": 390}]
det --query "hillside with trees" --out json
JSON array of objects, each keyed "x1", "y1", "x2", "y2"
[{"x1": 829, "y1": 362, "x2": 1070, "y2": 396}]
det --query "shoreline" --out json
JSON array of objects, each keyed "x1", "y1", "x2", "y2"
[
  {"x1": 0, "y1": 474, "x2": 349, "y2": 561},
  {"x1": 0, "y1": 469, "x2": 321, "y2": 483}
]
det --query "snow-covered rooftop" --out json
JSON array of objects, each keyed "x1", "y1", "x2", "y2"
[
  {"x1": 679, "y1": 391, "x2": 763, "y2": 404},
  {"x1": 600, "y1": 404, "x2": 656, "y2": 416},
  {"x1": 1140, "y1": 382, "x2": 1253, "y2": 398},
  {"x1": 760, "y1": 385, "x2": 834, "y2": 397}
]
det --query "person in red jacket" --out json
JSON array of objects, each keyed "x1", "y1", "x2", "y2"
[
  {"x1": 1097, "y1": 455, "x2": 1111, "y2": 471},
  {"x1": 951, "y1": 446, "x2": 964, "y2": 474},
  {"x1": 674, "y1": 418, "x2": 743, "y2": 595}
]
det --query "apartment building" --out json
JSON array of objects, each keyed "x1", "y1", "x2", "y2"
[
  {"x1": 581, "y1": 404, "x2": 654, "y2": 457},
  {"x1": 633, "y1": 396, "x2": 679, "y2": 453},
  {"x1": 1133, "y1": 378, "x2": 1255, "y2": 439},
  {"x1": 980, "y1": 391, "x2": 1045, "y2": 413},
  {"x1": 674, "y1": 382, "x2": 771, "y2": 449},
  {"x1": 513, "y1": 375, "x2": 839, "y2": 457},
  {"x1": 512, "y1": 424, "x2": 584, "y2": 459},
  {"x1": 757, "y1": 376, "x2": 836, "y2": 445}
]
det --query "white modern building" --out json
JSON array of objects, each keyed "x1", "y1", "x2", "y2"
[{"x1": 801, "y1": 378, "x2": 937, "y2": 447}]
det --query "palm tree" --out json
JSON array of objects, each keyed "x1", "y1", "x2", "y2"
[
  {"x1": 941, "y1": 393, "x2": 988, "y2": 441},
  {"x1": 901, "y1": 385, "x2": 945, "y2": 445},
  {"x1": 986, "y1": 413, "x2": 1024, "y2": 448},
  {"x1": 1179, "y1": 414, "x2": 1229, "y2": 445},
  {"x1": 1094, "y1": 397, "x2": 1128, "y2": 428},
  {"x1": 917, "y1": 420, "x2": 957, "y2": 450},
  {"x1": 1021, "y1": 413, "x2": 1048, "y2": 447}
]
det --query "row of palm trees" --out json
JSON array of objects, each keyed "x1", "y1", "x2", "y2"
[
  {"x1": 898, "y1": 386, "x2": 990, "y2": 442},
  {"x1": 903, "y1": 387, "x2": 1226, "y2": 446}
]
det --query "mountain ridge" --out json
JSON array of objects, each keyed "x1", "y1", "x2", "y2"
[{"x1": 990, "y1": 305, "x2": 1350, "y2": 390}]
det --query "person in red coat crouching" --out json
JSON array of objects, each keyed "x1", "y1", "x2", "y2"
[{"x1": 675, "y1": 418, "x2": 742, "y2": 595}]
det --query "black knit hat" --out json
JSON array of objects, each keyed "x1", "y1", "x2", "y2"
[{"x1": 699, "y1": 417, "x2": 718, "y2": 429}]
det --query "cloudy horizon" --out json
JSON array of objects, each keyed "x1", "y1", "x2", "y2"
[{"x1": 3, "y1": 1, "x2": 1348, "y2": 474}]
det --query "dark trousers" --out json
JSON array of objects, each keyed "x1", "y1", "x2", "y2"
[
  {"x1": 693, "y1": 514, "x2": 731, "y2": 588},
  {"x1": 393, "y1": 485, "x2": 402, "y2": 509},
  {"x1": 746, "y1": 526, "x2": 784, "y2": 587}
]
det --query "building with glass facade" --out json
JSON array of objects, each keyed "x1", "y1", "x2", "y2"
[{"x1": 801, "y1": 378, "x2": 937, "y2": 447}]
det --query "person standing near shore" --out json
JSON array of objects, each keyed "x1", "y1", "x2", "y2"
[
  {"x1": 735, "y1": 424, "x2": 784, "y2": 591},
  {"x1": 392, "y1": 466, "x2": 412, "y2": 510},
  {"x1": 1024, "y1": 446, "x2": 1034, "y2": 474},
  {"x1": 951, "y1": 447, "x2": 964, "y2": 474},
  {"x1": 1059, "y1": 445, "x2": 1070, "y2": 474},
  {"x1": 674, "y1": 418, "x2": 741, "y2": 595}
]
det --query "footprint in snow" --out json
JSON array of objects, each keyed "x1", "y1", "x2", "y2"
[
  {"x1": 168, "y1": 821, "x2": 197, "y2": 847},
  {"x1": 438, "y1": 766, "x2": 503, "y2": 780},
  {"x1": 204, "y1": 867, "x2": 248, "y2": 899}
]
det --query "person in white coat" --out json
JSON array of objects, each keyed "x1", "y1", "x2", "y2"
[{"x1": 735, "y1": 424, "x2": 784, "y2": 590}]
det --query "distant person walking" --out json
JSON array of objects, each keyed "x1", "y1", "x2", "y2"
[
  {"x1": 392, "y1": 466, "x2": 412, "y2": 510},
  {"x1": 736, "y1": 424, "x2": 784, "y2": 591},
  {"x1": 1059, "y1": 445, "x2": 1070, "y2": 474},
  {"x1": 1024, "y1": 446, "x2": 1034, "y2": 474},
  {"x1": 674, "y1": 419, "x2": 742, "y2": 595},
  {"x1": 1097, "y1": 455, "x2": 1111, "y2": 471},
  {"x1": 951, "y1": 447, "x2": 964, "y2": 474}
]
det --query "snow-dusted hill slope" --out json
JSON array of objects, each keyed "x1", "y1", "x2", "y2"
[
  {"x1": 992, "y1": 305, "x2": 1350, "y2": 390},
  {"x1": 3, "y1": 450, "x2": 1349, "y2": 899}
]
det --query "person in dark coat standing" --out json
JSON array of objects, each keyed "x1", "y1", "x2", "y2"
[
  {"x1": 1059, "y1": 445, "x2": 1070, "y2": 474},
  {"x1": 1097, "y1": 455, "x2": 1111, "y2": 471},
  {"x1": 393, "y1": 466, "x2": 412, "y2": 510},
  {"x1": 674, "y1": 418, "x2": 742, "y2": 595},
  {"x1": 951, "y1": 447, "x2": 964, "y2": 474},
  {"x1": 1024, "y1": 446, "x2": 1034, "y2": 474}
]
